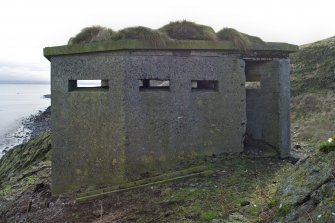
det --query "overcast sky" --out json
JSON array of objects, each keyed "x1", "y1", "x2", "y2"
[{"x1": 0, "y1": 0, "x2": 335, "y2": 82}]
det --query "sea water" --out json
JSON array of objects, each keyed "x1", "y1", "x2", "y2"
[{"x1": 0, "y1": 84, "x2": 50, "y2": 155}]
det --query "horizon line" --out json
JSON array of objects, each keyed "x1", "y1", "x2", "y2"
[{"x1": 0, "y1": 80, "x2": 50, "y2": 84}]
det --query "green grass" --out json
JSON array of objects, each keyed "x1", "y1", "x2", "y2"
[
  {"x1": 319, "y1": 141, "x2": 335, "y2": 153},
  {"x1": 200, "y1": 211, "x2": 218, "y2": 221}
]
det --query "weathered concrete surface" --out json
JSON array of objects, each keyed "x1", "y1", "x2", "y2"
[
  {"x1": 124, "y1": 53, "x2": 246, "y2": 177},
  {"x1": 51, "y1": 51, "x2": 247, "y2": 194},
  {"x1": 43, "y1": 39, "x2": 298, "y2": 60},
  {"x1": 51, "y1": 54, "x2": 128, "y2": 194},
  {"x1": 245, "y1": 59, "x2": 290, "y2": 157},
  {"x1": 50, "y1": 50, "x2": 291, "y2": 194}
]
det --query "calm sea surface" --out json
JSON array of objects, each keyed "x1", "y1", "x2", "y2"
[{"x1": 0, "y1": 84, "x2": 50, "y2": 154}]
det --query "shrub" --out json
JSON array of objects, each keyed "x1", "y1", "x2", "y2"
[
  {"x1": 276, "y1": 204, "x2": 291, "y2": 217},
  {"x1": 159, "y1": 20, "x2": 216, "y2": 40},
  {"x1": 319, "y1": 138, "x2": 335, "y2": 153},
  {"x1": 200, "y1": 211, "x2": 217, "y2": 221}
]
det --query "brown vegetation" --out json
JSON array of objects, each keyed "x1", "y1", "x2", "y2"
[
  {"x1": 116, "y1": 26, "x2": 170, "y2": 46},
  {"x1": 67, "y1": 21, "x2": 266, "y2": 51},
  {"x1": 158, "y1": 20, "x2": 216, "y2": 40},
  {"x1": 68, "y1": 26, "x2": 114, "y2": 44}
]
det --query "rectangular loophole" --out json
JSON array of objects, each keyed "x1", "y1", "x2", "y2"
[
  {"x1": 245, "y1": 60, "x2": 262, "y2": 90},
  {"x1": 68, "y1": 80, "x2": 109, "y2": 91},
  {"x1": 191, "y1": 80, "x2": 218, "y2": 91},
  {"x1": 139, "y1": 79, "x2": 170, "y2": 90},
  {"x1": 245, "y1": 81, "x2": 261, "y2": 90}
]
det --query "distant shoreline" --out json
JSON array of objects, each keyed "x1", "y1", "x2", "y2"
[
  {"x1": 0, "y1": 81, "x2": 50, "y2": 85},
  {"x1": 0, "y1": 106, "x2": 51, "y2": 155}
]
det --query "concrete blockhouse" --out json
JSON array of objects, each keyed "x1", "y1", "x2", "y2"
[{"x1": 44, "y1": 27, "x2": 297, "y2": 195}]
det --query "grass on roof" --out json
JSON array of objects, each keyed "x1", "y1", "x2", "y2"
[
  {"x1": 217, "y1": 28, "x2": 251, "y2": 51},
  {"x1": 67, "y1": 21, "x2": 266, "y2": 52},
  {"x1": 114, "y1": 26, "x2": 170, "y2": 46},
  {"x1": 159, "y1": 20, "x2": 216, "y2": 41},
  {"x1": 68, "y1": 26, "x2": 115, "y2": 45},
  {"x1": 217, "y1": 28, "x2": 265, "y2": 51}
]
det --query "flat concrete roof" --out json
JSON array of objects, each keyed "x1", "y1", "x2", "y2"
[{"x1": 44, "y1": 40, "x2": 298, "y2": 60}]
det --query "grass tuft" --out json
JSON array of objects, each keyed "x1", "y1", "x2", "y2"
[
  {"x1": 217, "y1": 28, "x2": 251, "y2": 51},
  {"x1": 115, "y1": 26, "x2": 170, "y2": 46},
  {"x1": 67, "y1": 22, "x2": 268, "y2": 51},
  {"x1": 159, "y1": 20, "x2": 216, "y2": 40},
  {"x1": 319, "y1": 137, "x2": 335, "y2": 153},
  {"x1": 68, "y1": 26, "x2": 115, "y2": 44}
]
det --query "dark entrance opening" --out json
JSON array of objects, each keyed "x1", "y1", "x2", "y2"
[{"x1": 244, "y1": 60, "x2": 264, "y2": 150}]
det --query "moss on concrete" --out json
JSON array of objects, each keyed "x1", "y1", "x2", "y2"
[{"x1": 44, "y1": 39, "x2": 297, "y2": 59}]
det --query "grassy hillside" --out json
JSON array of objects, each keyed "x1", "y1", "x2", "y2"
[
  {"x1": 290, "y1": 36, "x2": 335, "y2": 96},
  {"x1": 290, "y1": 36, "x2": 335, "y2": 148}
]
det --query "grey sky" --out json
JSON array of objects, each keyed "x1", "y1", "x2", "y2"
[{"x1": 0, "y1": 0, "x2": 334, "y2": 82}]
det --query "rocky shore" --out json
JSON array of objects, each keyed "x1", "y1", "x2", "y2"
[
  {"x1": 23, "y1": 106, "x2": 51, "y2": 140},
  {"x1": 1, "y1": 106, "x2": 51, "y2": 155}
]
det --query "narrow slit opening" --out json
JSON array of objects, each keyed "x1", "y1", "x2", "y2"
[
  {"x1": 139, "y1": 79, "x2": 170, "y2": 90},
  {"x1": 245, "y1": 81, "x2": 261, "y2": 89},
  {"x1": 68, "y1": 80, "x2": 109, "y2": 91},
  {"x1": 191, "y1": 80, "x2": 218, "y2": 91}
]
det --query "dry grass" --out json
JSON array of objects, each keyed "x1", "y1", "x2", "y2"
[
  {"x1": 217, "y1": 28, "x2": 251, "y2": 51},
  {"x1": 115, "y1": 26, "x2": 170, "y2": 46},
  {"x1": 91, "y1": 28, "x2": 114, "y2": 43},
  {"x1": 68, "y1": 26, "x2": 114, "y2": 44},
  {"x1": 159, "y1": 20, "x2": 216, "y2": 40},
  {"x1": 67, "y1": 21, "x2": 267, "y2": 49},
  {"x1": 242, "y1": 33, "x2": 265, "y2": 45},
  {"x1": 291, "y1": 91, "x2": 335, "y2": 144},
  {"x1": 290, "y1": 36, "x2": 335, "y2": 96}
]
